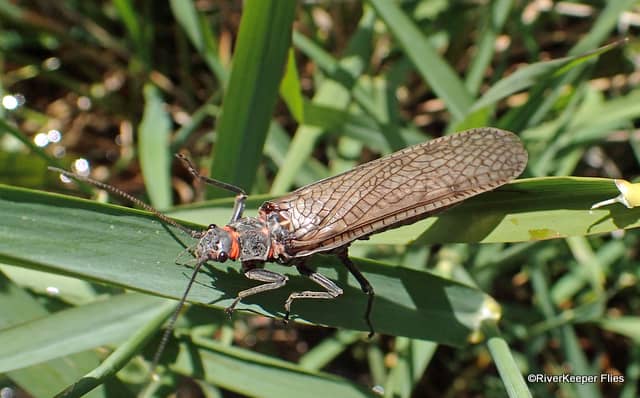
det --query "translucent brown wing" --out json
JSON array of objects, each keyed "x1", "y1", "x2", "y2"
[{"x1": 262, "y1": 127, "x2": 528, "y2": 256}]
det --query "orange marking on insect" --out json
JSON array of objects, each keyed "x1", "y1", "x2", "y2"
[{"x1": 223, "y1": 225, "x2": 240, "y2": 260}]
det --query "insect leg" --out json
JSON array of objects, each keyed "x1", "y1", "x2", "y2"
[
  {"x1": 225, "y1": 266, "x2": 289, "y2": 316},
  {"x1": 284, "y1": 264, "x2": 344, "y2": 322},
  {"x1": 337, "y1": 250, "x2": 375, "y2": 337},
  {"x1": 175, "y1": 153, "x2": 247, "y2": 222}
]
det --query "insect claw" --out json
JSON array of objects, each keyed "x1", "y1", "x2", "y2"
[
  {"x1": 283, "y1": 311, "x2": 290, "y2": 323},
  {"x1": 224, "y1": 303, "x2": 237, "y2": 318}
]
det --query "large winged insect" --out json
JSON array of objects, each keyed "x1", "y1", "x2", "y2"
[{"x1": 50, "y1": 126, "x2": 528, "y2": 370}]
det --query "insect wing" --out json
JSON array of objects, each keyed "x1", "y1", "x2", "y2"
[{"x1": 264, "y1": 128, "x2": 527, "y2": 256}]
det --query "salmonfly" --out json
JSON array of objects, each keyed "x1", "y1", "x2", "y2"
[{"x1": 50, "y1": 127, "x2": 528, "y2": 373}]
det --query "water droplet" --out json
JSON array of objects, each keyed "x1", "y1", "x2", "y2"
[
  {"x1": 47, "y1": 129, "x2": 62, "y2": 143},
  {"x1": 34, "y1": 132, "x2": 49, "y2": 147},
  {"x1": 46, "y1": 286, "x2": 60, "y2": 295},
  {"x1": 2, "y1": 95, "x2": 19, "y2": 110}
]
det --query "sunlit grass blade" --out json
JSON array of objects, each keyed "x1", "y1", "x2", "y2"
[
  {"x1": 271, "y1": 9, "x2": 376, "y2": 194},
  {"x1": 0, "y1": 293, "x2": 171, "y2": 373},
  {"x1": 171, "y1": 339, "x2": 372, "y2": 398},
  {"x1": 0, "y1": 271, "x2": 103, "y2": 397},
  {"x1": 168, "y1": 177, "x2": 640, "y2": 246},
  {"x1": 54, "y1": 299, "x2": 175, "y2": 398},
  {"x1": 471, "y1": 41, "x2": 625, "y2": 112},
  {"x1": 138, "y1": 84, "x2": 172, "y2": 209},
  {"x1": 280, "y1": 48, "x2": 304, "y2": 122},
  {"x1": 482, "y1": 321, "x2": 531, "y2": 398},
  {"x1": 368, "y1": 0, "x2": 473, "y2": 121},
  {"x1": 209, "y1": 0, "x2": 295, "y2": 195}
]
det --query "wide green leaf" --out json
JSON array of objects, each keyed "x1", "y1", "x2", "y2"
[{"x1": 0, "y1": 184, "x2": 498, "y2": 345}]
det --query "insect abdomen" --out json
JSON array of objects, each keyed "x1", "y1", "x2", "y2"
[{"x1": 261, "y1": 128, "x2": 528, "y2": 257}]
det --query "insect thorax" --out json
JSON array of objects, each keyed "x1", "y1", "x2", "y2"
[{"x1": 228, "y1": 217, "x2": 273, "y2": 262}]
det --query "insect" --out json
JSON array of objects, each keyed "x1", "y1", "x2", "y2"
[{"x1": 50, "y1": 127, "x2": 527, "y2": 371}]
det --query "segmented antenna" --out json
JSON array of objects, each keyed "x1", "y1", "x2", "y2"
[
  {"x1": 48, "y1": 166, "x2": 202, "y2": 238},
  {"x1": 49, "y1": 165, "x2": 209, "y2": 378},
  {"x1": 175, "y1": 153, "x2": 246, "y2": 195},
  {"x1": 149, "y1": 258, "x2": 207, "y2": 379}
]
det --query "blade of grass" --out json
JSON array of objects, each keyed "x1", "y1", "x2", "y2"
[
  {"x1": 271, "y1": 9, "x2": 378, "y2": 194},
  {"x1": 172, "y1": 338, "x2": 372, "y2": 398},
  {"x1": 209, "y1": 0, "x2": 295, "y2": 195},
  {"x1": 138, "y1": 84, "x2": 172, "y2": 209},
  {"x1": 464, "y1": 0, "x2": 513, "y2": 95},
  {"x1": 298, "y1": 330, "x2": 362, "y2": 371},
  {"x1": 169, "y1": 177, "x2": 640, "y2": 247},
  {"x1": 112, "y1": 0, "x2": 150, "y2": 66},
  {"x1": 482, "y1": 321, "x2": 532, "y2": 398},
  {"x1": 280, "y1": 48, "x2": 304, "y2": 122},
  {"x1": 169, "y1": 0, "x2": 227, "y2": 83},
  {"x1": 0, "y1": 293, "x2": 172, "y2": 373},
  {"x1": 54, "y1": 299, "x2": 175, "y2": 398},
  {"x1": 368, "y1": 0, "x2": 473, "y2": 121},
  {"x1": 0, "y1": 271, "x2": 104, "y2": 397},
  {"x1": 471, "y1": 41, "x2": 624, "y2": 112}
]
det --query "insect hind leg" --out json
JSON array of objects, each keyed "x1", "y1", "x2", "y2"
[
  {"x1": 284, "y1": 264, "x2": 344, "y2": 322},
  {"x1": 225, "y1": 267, "x2": 289, "y2": 316},
  {"x1": 337, "y1": 250, "x2": 375, "y2": 338}
]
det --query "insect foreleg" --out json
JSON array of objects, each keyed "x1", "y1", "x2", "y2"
[
  {"x1": 284, "y1": 264, "x2": 344, "y2": 322},
  {"x1": 225, "y1": 267, "x2": 289, "y2": 316},
  {"x1": 337, "y1": 250, "x2": 375, "y2": 337}
]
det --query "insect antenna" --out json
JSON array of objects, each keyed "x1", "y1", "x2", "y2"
[
  {"x1": 49, "y1": 166, "x2": 211, "y2": 378},
  {"x1": 149, "y1": 258, "x2": 207, "y2": 379},
  {"x1": 175, "y1": 153, "x2": 246, "y2": 195},
  {"x1": 175, "y1": 153, "x2": 248, "y2": 223},
  {"x1": 48, "y1": 166, "x2": 202, "y2": 238}
]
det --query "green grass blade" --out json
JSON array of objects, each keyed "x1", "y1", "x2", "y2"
[
  {"x1": 569, "y1": 1, "x2": 635, "y2": 56},
  {"x1": 271, "y1": 10, "x2": 377, "y2": 194},
  {"x1": 483, "y1": 321, "x2": 531, "y2": 398},
  {"x1": 171, "y1": 177, "x2": 640, "y2": 247},
  {"x1": 0, "y1": 271, "x2": 103, "y2": 397},
  {"x1": 280, "y1": 48, "x2": 304, "y2": 122},
  {"x1": 597, "y1": 317, "x2": 640, "y2": 343},
  {"x1": 172, "y1": 339, "x2": 372, "y2": 398},
  {"x1": 464, "y1": 0, "x2": 513, "y2": 95},
  {"x1": 112, "y1": 0, "x2": 150, "y2": 65},
  {"x1": 138, "y1": 84, "x2": 172, "y2": 209},
  {"x1": 368, "y1": 0, "x2": 473, "y2": 121},
  {"x1": 54, "y1": 299, "x2": 175, "y2": 398},
  {"x1": 0, "y1": 293, "x2": 170, "y2": 373},
  {"x1": 209, "y1": 0, "x2": 295, "y2": 195},
  {"x1": 169, "y1": 0, "x2": 227, "y2": 83},
  {"x1": 298, "y1": 330, "x2": 362, "y2": 371},
  {"x1": 471, "y1": 41, "x2": 624, "y2": 112}
]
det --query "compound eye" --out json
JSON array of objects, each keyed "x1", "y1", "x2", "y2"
[
  {"x1": 208, "y1": 224, "x2": 217, "y2": 229},
  {"x1": 217, "y1": 251, "x2": 228, "y2": 263}
]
